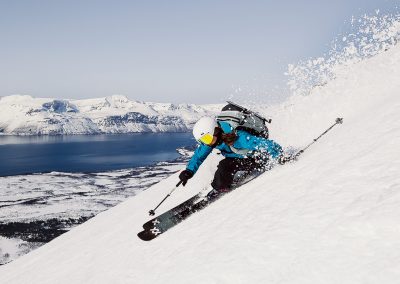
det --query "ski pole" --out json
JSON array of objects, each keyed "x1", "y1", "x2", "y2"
[
  {"x1": 294, "y1": 117, "x2": 343, "y2": 159},
  {"x1": 149, "y1": 180, "x2": 183, "y2": 216}
]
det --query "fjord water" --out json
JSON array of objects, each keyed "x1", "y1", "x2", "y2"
[{"x1": 0, "y1": 133, "x2": 194, "y2": 176}]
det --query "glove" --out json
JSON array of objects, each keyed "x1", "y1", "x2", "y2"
[{"x1": 179, "y1": 169, "x2": 194, "y2": 186}]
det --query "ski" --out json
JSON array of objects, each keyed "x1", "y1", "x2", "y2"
[
  {"x1": 141, "y1": 193, "x2": 201, "y2": 231},
  {"x1": 137, "y1": 171, "x2": 263, "y2": 241},
  {"x1": 137, "y1": 195, "x2": 213, "y2": 241}
]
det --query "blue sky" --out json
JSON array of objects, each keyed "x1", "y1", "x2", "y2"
[{"x1": 0, "y1": 0, "x2": 398, "y2": 104}]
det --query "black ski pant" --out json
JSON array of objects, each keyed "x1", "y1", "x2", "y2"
[{"x1": 211, "y1": 157, "x2": 265, "y2": 190}]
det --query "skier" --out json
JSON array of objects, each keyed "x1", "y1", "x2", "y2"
[{"x1": 178, "y1": 115, "x2": 285, "y2": 197}]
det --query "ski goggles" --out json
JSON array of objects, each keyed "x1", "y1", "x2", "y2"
[{"x1": 198, "y1": 133, "x2": 214, "y2": 145}]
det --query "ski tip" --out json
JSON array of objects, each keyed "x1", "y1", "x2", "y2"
[{"x1": 137, "y1": 230, "x2": 157, "y2": 241}]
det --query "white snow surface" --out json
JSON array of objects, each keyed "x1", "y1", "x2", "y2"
[
  {"x1": 0, "y1": 94, "x2": 220, "y2": 135},
  {"x1": 1, "y1": 33, "x2": 400, "y2": 284},
  {"x1": 0, "y1": 161, "x2": 187, "y2": 265}
]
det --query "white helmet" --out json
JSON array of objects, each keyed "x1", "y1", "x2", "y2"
[{"x1": 193, "y1": 116, "x2": 218, "y2": 144}]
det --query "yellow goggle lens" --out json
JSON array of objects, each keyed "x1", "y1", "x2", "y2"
[{"x1": 199, "y1": 133, "x2": 214, "y2": 145}]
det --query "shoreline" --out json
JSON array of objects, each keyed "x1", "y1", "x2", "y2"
[{"x1": 0, "y1": 146, "x2": 194, "y2": 265}]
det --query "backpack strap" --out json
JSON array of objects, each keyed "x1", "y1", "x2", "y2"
[
  {"x1": 216, "y1": 111, "x2": 243, "y2": 125},
  {"x1": 229, "y1": 145, "x2": 251, "y2": 156}
]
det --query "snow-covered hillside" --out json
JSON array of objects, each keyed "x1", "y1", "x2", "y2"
[
  {"x1": 0, "y1": 95, "x2": 220, "y2": 135},
  {"x1": 0, "y1": 160, "x2": 187, "y2": 265},
  {"x1": 1, "y1": 16, "x2": 400, "y2": 284}
]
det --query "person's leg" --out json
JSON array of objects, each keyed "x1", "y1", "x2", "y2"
[
  {"x1": 232, "y1": 158, "x2": 259, "y2": 182},
  {"x1": 211, "y1": 158, "x2": 242, "y2": 191},
  {"x1": 211, "y1": 157, "x2": 265, "y2": 190}
]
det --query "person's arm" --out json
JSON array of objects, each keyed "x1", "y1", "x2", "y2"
[
  {"x1": 186, "y1": 143, "x2": 213, "y2": 174},
  {"x1": 236, "y1": 131, "x2": 283, "y2": 159},
  {"x1": 179, "y1": 143, "x2": 213, "y2": 186}
]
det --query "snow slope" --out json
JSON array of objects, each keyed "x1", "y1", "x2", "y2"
[
  {"x1": 0, "y1": 160, "x2": 187, "y2": 265},
  {"x1": 1, "y1": 21, "x2": 400, "y2": 284}
]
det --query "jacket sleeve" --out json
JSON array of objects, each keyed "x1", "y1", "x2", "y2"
[
  {"x1": 235, "y1": 131, "x2": 283, "y2": 159},
  {"x1": 186, "y1": 143, "x2": 213, "y2": 174}
]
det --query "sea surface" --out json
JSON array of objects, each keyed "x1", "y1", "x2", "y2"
[{"x1": 0, "y1": 133, "x2": 194, "y2": 176}]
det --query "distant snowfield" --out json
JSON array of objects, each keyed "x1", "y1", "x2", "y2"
[
  {"x1": 1, "y1": 17, "x2": 400, "y2": 284},
  {"x1": 0, "y1": 159, "x2": 188, "y2": 265},
  {"x1": 0, "y1": 94, "x2": 221, "y2": 135}
]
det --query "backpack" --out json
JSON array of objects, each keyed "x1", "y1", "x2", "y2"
[{"x1": 216, "y1": 101, "x2": 271, "y2": 139}]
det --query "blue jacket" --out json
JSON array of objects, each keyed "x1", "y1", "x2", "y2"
[{"x1": 187, "y1": 121, "x2": 282, "y2": 174}]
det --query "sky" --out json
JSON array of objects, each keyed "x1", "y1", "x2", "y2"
[{"x1": 0, "y1": 0, "x2": 398, "y2": 104}]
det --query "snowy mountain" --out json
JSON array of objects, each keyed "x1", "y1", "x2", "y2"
[
  {"x1": 1, "y1": 16, "x2": 400, "y2": 284},
  {"x1": 0, "y1": 95, "x2": 221, "y2": 135}
]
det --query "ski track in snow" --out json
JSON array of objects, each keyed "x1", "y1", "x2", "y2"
[{"x1": 1, "y1": 14, "x2": 400, "y2": 284}]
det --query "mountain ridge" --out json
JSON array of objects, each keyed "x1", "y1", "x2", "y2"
[{"x1": 0, "y1": 95, "x2": 222, "y2": 135}]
